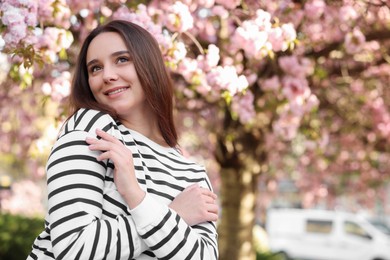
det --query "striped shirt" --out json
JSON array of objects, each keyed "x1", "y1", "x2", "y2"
[{"x1": 27, "y1": 108, "x2": 218, "y2": 260}]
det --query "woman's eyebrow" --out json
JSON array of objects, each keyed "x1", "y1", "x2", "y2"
[
  {"x1": 86, "y1": 50, "x2": 130, "y2": 67},
  {"x1": 86, "y1": 59, "x2": 98, "y2": 68},
  {"x1": 111, "y1": 50, "x2": 130, "y2": 57}
]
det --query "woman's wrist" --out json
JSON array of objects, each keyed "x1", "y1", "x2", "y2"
[{"x1": 123, "y1": 187, "x2": 146, "y2": 209}]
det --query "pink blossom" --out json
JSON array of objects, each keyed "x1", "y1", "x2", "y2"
[
  {"x1": 344, "y1": 27, "x2": 366, "y2": 54},
  {"x1": 254, "y1": 9, "x2": 272, "y2": 31},
  {"x1": 41, "y1": 82, "x2": 52, "y2": 95},
  {"x1": 2, "y1": 180, "x2": 45, "y2": 217},
  {"x1": 268, "y1": 24, "x2": 296, "y2": 52},
  {"x1": 245, "y1": 72, "x2": 257, "y2": 86},
  {"x1": 197, "y1": 44, "x2": 220, "y2": 71},
  {"x1": 205, "y1": 44, "x2": 220, "y2": 68},
  {"x1": 177, "y1": 57, "x2": 199, "y2": 82},
  {"x1": 40, "y1": 71, "x2": 71, "y2": 101},
  {"x1": 52, "y1": 71, "x2": 71, "y2": 98},
  {"x1": 281, "y1": 23, "x2": 297, "y2": 44},
  {"x1": 215, "y1": 0, "x2": 240, "y2": 10},
  {"x1": 303, "y1": 22, "x2": 326, "y2": 43},
  {"x1": 206, "y1": 65, "x2": 248, "y2": 96},
  {"x1": 229, "y1": 9, "x2": 276, "y2": 59},
  {"x1": 164, "y1": 1, "x2": 194, "y2": 32},
  {"x1": 279, "y1": 56, "x2": 307, "y2": 77},
  {"x1": 232, "y1": 21, "x2": 269, "y2": 59},
  {"x1": 101, "y1": 6, "x2": 113, "y2": 17},
  {"x1": 378, "y1": 5, "x2": 390, "y2": 25},
  {"x1": 261, "y1": 76, "x2": 281, "y2": 92},
  {"x1": 1, "y1": 4, "x2": 25, "y2": 26},
  {"x1": 211, "y1": 5, "x2": 229, "y2": 19},
  {"x1": 113, "y1": 5, "x2": 170, "y2": 50},
  {"x1": 364, "y1": 64, "x2": 390, "y2": 78},
  {"x1": 38, "y1": 28, "x2": 73, "y2": 51},
  {"x1": 268, "y1": 27, "x2": 285, "y2": 52},
  {"x1": 0, "y1": 3, "x2": 30, "y2": 47},
  {"x1": 350, "y1": 79, "x2": 364, "y2": 93},
  {"x1": 368, "y1": 97, "x2": 390, "y2": 138},
  {"x1": 194, "y1": 19, "x2": 218, "y2": 43},
  {"x1": 339, "y1": 5, "x2": 358, "y2": 23},
  {"x1": 304, "y1": 0, "x2": 326, "y2": 19},
  {"x1": 189, "y1": 0, "x2": 215, "y2": 8},
  {"x1": 281, "y1": 76, "x2": 310, "y2": 102},
  {"x1": 305, "y1": 94, "x2": 319, "y2": 112},
  {"x1": 26, "y1": 12, "x2": 37, "y2": 26},
  {"x1": 106, "y1": 0, "x2": 127, "y2": 3},
  {"x1": 171, "y1": 41, "x2": 187, "y2": 63},
  {"x1": 0, "y1": 36, "x2": 5, "y2": 51},
  {"x1": 232, "y1": 91, "x2": 256, "y2": 124},
  {"x1": 37, "y1": 0, "x2": 71, "y2": 29},
  {"x1": 195, "y1": 80, "x2": 212, "y2": 97},
  {"x1": 66, "y1": 0, "x2": 103, "y2": 14},
  {"x1": 5, "y1": 23, "x2": 27, "y2": 45},
  {"x1": 273, "y1": 110, "x2": 301, "y2": 140}
]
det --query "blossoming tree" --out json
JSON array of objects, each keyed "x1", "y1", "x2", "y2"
[{"x1": 1, "y1": 0, "x2": 390, "y2": 259}]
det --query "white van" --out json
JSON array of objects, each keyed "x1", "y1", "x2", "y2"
[{"x1": 266, "y1": 208, "x2": 390, "y2": 260}]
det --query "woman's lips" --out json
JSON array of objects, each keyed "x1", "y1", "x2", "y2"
[{"x1": 105, "y1": 87, "x2": 129, "y2": 96}]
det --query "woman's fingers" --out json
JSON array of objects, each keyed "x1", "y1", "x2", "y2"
[
  {"x1": 85, "y1": 130, "x2": 131, "y2": 162},
  {"x1": 201, "y1": 188, "x2": 218, "y2": 200},
  {"x1": 207, "y1": 203, "x2": 219, "y2": 214},
  {"x1": 202, "y1": 194, "x2": 217, "y2": 204},
  {"x1": 186, "y1": 184, "x2": 217, "y2": 200},
  {"x1": 87, "y1": 139, "x2": 119, "y2": 152},
  {"x1": 96, "y1": 150, "x2": 118, "y2": 161},
  {"x1": 185, "y1": 183, "x2": 199, "y2": 191},
  {"x1": 96, "y1": 129, "x2": 123, "y2": 144}
]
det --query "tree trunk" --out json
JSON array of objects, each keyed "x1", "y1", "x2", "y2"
[{"x1": 218, "y1": 167, "x2": 258, "y2": 260}]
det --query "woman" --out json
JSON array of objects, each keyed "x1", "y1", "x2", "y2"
[{"x1": 28, "y1": 20, "x2": 219, "y2": 260}]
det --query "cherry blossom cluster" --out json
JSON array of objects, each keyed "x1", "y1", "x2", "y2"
[
  {"x1": 41, "y1": 71, "x2": 71, "y2": 102},
  {"x1": 113, "y1": 4, "x2": 171, "y2": 51},
  {"x1": 0, "y1": 0, "x2": 38, "y2": 49},
  {"x1": 0, "y1": 0, "x2": 73, "y2": 66},
  {"x1": 1, "y1": 179, "x2": 45, "y2": 217},
  {"x1": 261, "y1": 56, "x2": 318, "y2": 140},
  {"x1": 231, "y1": 9, "x2": 296, "y2": 58}
]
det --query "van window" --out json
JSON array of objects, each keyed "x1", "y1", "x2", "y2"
[
  {"x1": 344, "y1": 221, "x2": 372, "y2": 240},
  {"x1": 306, "y1": 219, "x2": 333, "y2": 234}
]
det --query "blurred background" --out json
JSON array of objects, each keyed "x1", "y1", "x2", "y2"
[{"x1": 1, "y1": 1, "x2": 390, "y2": 260}]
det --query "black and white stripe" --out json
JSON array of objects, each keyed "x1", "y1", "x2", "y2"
[{"x1": 28, "y1": 108, "x2": 218, "y2": 260}]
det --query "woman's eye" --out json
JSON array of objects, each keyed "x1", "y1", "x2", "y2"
[
  {"x1": 90, "y1": 66, "x2": 101, "y2": 73},
  {"x1": 117, "y1": 57, "x2": 129, "y2": 63}
]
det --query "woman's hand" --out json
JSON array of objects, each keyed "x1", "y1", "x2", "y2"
[
  {"x1": 85, "y1": 129, "x2": 145, "y2": 208},
  {"x1": 169, "y1": 184, "x2": 219, "y2": 226}
]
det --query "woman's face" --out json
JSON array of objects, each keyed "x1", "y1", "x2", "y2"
[{"x1": 86, "y1": 32, "x2": 147, "y2": 120}]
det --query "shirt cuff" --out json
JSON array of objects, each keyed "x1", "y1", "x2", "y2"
[{"x1": 130, "y1": 193, "x2": 168, "y2": 229}]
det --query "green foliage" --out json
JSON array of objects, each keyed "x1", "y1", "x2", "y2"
[
  {"x1": 257, "y1": 251, "x2": 289, "y2": 260},
  {"x1": 0, "y1": 213, "x2": 44, "y2": 260}
]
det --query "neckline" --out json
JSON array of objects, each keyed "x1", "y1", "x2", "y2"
[{"x1": 120, "y1": 126, "x2": 175, "y2": 153}]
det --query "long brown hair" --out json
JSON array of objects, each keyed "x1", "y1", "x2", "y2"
[{"x1": 69, "y1": 20, "x2": 178, "y2": 147}]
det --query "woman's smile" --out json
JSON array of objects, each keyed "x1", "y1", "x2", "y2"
[{"x1": 105, "y1": 86, "x2": 130, "y2": 96}]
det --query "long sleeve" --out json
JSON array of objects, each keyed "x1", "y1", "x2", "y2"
[
  {"x1": 130, "y1": 193, "x2": 218, "y2": 259},
  {"x1": 45, "y1": 109, "x2": 146, "y2": 260}
]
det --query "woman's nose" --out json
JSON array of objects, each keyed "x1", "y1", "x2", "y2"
[{"x1": 103, "y1": 66, "x2": 119, "y2": 83}]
